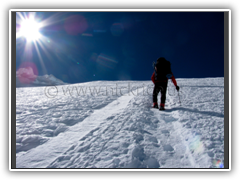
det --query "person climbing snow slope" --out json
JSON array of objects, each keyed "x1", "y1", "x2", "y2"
[{"x1": 151, "y1": 57, "x2": 180, "y2": 110}]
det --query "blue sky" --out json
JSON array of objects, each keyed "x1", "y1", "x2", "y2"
[{"x1": 16, "y1": 11, "x2": 224, "y2": 83}]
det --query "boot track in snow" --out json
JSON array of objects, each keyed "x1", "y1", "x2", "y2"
[{"x1": 16, "y1": 79, "x2": 224, "y2": 168}]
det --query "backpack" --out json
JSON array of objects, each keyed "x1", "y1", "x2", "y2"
[{"x1": 154, "y1": 57, "x2": 172, "y2": 81}]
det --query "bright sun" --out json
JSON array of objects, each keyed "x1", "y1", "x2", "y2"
[{"x1": 18, "y1": 17, "x2": 42, "y2": 42}]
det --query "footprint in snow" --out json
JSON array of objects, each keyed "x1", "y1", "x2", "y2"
[
  {"x1": 162, "y1": 116, "x2": 177, "y2": 123},
  {"x1": 161, "y1": 130, "x2": 170, "y2": 137},
  {"x1": 163, "y1": 144, "x2": 174, "y2": 152}
]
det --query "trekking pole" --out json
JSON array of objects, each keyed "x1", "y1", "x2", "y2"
[{"x1": 178, "y1": 91, "x2": 181, "y2": 106}]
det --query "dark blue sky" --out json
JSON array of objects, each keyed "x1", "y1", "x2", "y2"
[{"x1": 16, "y1": 11, "x2": 224, "y2": 83}]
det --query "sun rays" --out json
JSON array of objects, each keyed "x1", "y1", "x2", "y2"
[{"x1": 16, "y1": 12, "x2": 63, "y2": 76}]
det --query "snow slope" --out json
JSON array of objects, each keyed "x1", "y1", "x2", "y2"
[{"x1": 15, "y1": 78, "x2": 224, "y2": 168}]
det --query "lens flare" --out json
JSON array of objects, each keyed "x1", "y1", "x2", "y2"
[
  {"x1": 16, "y1": 62, "x2": 38, "y2": 84},
  {"x1": 188, "y1": 135, "x2": 204, "y2": 154},
  {"x1": 82, "y1": 33, "x2": 93, "y2": 37},
  {"x1": 120, "y1": 16, "x2": 134, "y2": 29},
  {"x1": 110, "y1": 23, "x2": 124, "y2": 36},
  {"x1": 96, "y1": 53, "x2": 118, "y2": 69},
  {"x1": 186, "y1": 132, "x2": 205, "y2": 154},
  {"x1": 64, "y1": 15, "x2": 88, "y2": 35},
  {"x1": 213, "y1": 160, "x2": 224, "y2": 168}
]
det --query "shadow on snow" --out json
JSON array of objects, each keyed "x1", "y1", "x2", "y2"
[{"x1": 165, "y1": 107, "x2": 224, "y2": 118}]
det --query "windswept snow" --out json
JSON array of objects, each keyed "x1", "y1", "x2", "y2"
[{"x1": 16, "y1": 78, "x2": 224, "y2": 168}]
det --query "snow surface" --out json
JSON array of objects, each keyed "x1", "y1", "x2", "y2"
[{"x1": 16, "y1": 78, "x2": 224, "y2": 168}]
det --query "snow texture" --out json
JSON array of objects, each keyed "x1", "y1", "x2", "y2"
[{"x1": 16, "y1": 78, "x2": 224, "y2": 168}]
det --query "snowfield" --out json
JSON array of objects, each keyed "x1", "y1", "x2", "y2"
[{"x1": 15, "y1": 78, "x2": 224, "y2": 169}]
